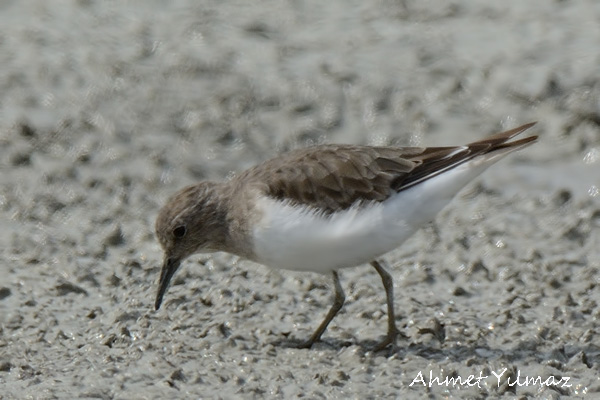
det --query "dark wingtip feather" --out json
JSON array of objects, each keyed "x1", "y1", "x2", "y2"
[
  {"x1": 494, "y1": 134, "x2": 538, "y2": 151},
  {"x1": 395, "y1": 122, "x2": 538, "y2": 192},
  {"x1": 470, "y1": 122, "x2": 538, "y2": 146}
]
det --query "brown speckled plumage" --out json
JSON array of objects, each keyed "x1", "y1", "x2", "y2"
[{"x1": 231, "y1": 122, "x2": 537, "y2": 213}]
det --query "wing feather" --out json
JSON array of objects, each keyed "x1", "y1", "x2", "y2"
[{"x1": 234, "y1": 123, "x2": 537, "y2": 213}]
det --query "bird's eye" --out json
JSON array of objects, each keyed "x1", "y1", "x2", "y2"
[{"x1": 172, "y1": 225, "x2": 187, "y2": 238}]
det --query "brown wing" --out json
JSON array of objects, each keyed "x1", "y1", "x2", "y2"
[{"x1": 236, "y1": 122, "x2": 537, "y2": 213}]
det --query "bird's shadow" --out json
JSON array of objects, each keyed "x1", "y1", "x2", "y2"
[{"x1": 270, "y1": 335, "x2": 600, "y2": 367}]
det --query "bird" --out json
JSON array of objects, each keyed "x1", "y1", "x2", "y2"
[{"x1": 153, "y1": 122, "x2": 537, "y2": 350}]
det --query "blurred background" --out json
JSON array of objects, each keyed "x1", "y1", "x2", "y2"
[{"x1": 0, "y1": 1, "x2": 598, "y2": 398}]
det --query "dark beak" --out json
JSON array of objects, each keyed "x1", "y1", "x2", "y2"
[{"x1": 154, "y1": 256, "x2": 181, "y2": 310}]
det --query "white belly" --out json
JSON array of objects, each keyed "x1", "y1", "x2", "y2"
[{"x1": 251, "y1": 157, "x2": 497, "y2": 273}]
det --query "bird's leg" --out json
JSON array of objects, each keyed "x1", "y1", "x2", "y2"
[
  {"x1": 298, "y1": 271, "x2": 345, "y2": 348},
  {"x1": 370, "y1": 260, "x2": 400, "y2": 350}
]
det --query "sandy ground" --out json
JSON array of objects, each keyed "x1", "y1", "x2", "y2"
[{"x1": 1, "y1": 1, "x2": 599, "y2": 399}]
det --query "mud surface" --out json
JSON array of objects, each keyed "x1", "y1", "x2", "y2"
[{"x1": 1, "y1": 1, "x2": 599, "y2": 398}]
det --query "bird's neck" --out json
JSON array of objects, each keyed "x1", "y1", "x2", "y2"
[{"x1": 199, "y1": 182, "x2": 254, "y2": 260}]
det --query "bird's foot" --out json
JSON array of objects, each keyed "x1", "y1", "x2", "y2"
[
  {"x1": 372, "y1": 328, "x2": 407, "y2": 352},
  {"x1": 296, "y1": 338, "x2": 317, "y2": 349}
]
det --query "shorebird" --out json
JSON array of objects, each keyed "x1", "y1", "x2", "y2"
[{"x1": 154, "y1": 122, "x2": 537, "y2": 349}]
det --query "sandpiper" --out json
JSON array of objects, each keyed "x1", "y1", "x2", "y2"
[{"x1": 154, "y1": 122, "x2": 537, "y2": 350}]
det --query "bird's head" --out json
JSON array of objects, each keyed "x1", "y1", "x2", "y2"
[{"x1": 154, "y1": 181, "x2": 228, "y2": 310}]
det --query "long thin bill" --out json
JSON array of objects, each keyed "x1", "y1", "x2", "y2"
[{"x1": 154, "y1": 256, "x2": 181, "y2": 310}]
